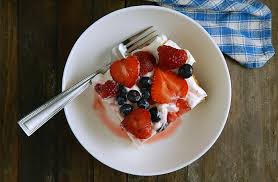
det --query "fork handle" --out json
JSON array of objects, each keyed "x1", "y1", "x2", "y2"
[{"x1": 18, "y1": 72, "x2": 98, "y2": 136}]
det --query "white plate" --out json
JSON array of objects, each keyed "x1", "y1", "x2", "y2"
[{"x1": 62, "y1": 6, "x2": 231, "y2": 176}]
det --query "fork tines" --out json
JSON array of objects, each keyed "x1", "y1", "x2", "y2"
[{"x1": 123, "y1": 26, "x2": 159, "y2": 54}]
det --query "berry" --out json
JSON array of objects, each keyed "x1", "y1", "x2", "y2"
[
  {"x1": 151, "y1": 68, "x2": 188, "y2": 104},
  {"x1": 138, "y1": 77, "x2": 152, "y2": 89},
  {"x1": 120, "y1": 104, "x2": 133, "y2": 116},
  {"x1": 133, "y1": 51, "x2": 155, "y2": 76},
  {"x1": 137, "y1": 99, "x2": 150, "y2": 109},
  {"x1": 158, "y1": 45, "x2": 187, "y2": 70},
  {"x1": 121, "y1": 108, "x2": 152, "y2": 139},
  {"x1": 94, "y1": 80, "x2": 118, "y2": 98},
  {"x1": 178, "y1": 64, "x2": 193, "y2": 79},
  {"x1": 110, "y1": 56, "x2": 139, "y2": 88},
  {"x1": 127, "y1": 90, "x2": 141, "y2": 103},
  {"x1": 118, "y1": 84, "x2": 128, "y2": 97},
  {"x1": 176, "y1": 98, "x2": 191, "y2": 114},
  {"x1": 116, "y1": 95, "x2": 126, "y2": 105},
  {"x1": 167, "y1": 99, "x2": 191, "y2": 123},
  {"x1": 141, "y1": 89, "x2": 150, "y2": 99},
  {"x1": 149, "y1": 107, "x2": 160, "y2": 122},
  {"x1": 167, "y1": 112, "x2": 178, "y2": 123}
]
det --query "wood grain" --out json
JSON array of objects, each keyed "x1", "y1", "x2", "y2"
[
  {"x1": 0, "y1": 0, "x2": 18, "y2": 182},
  {"x1": 125, "y1": 1, "x2": 161, "y2": 182},
  {"x1": 18, "y1": 0, "x2": 60, "y2": 181},
  {"x1": 89, "y1": 1, "x2": 127, "y2": 181},
  {"x1": 0, "y1": 0, "x2": 277, "y2": 181},
  {"x1": 187, "y1": 0, "x2": 278, "y2": 181},
  {"x1": 157, "y1": 169, "x2": 187, "y2": 182},
  {"x1": 128, "y1": 175, "x2": 158, "y2": 182},
  {"x1": 125, "y1": 1, "x2": 189, "y2": 182},
  {"x1": 56, "y1": 0, "x2": 94, "y2": 181}
]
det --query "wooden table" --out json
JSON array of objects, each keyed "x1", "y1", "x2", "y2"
[{"x1": 0, "y1": 0, "x2": 277, "y2": 181}]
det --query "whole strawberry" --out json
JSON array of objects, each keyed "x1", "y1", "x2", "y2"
[
  {"x1": 121, "y1": 108, "x2": 152, "y2": 139},
  {"x1": 133, "y1": 51, "x2": 155, "y2": 76},
  {"x1": 158, "y1": 45, "x2": 187, "y2": 70},
  {"x1": 110, "y1": 56, "x2": 140, "y2": 88}
]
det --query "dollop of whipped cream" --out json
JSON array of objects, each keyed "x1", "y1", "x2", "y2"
[
  {"x1": 154, "y1": 103, "x2": 178, "y2": 130},
  {"x1": 132, "y1": 34, "x2": 168, "y2": 61}
]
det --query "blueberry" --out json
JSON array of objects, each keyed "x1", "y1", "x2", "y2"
[
  {"x1": 137, "y1": 99, "x2": 150, "y2": 109},
  {"x1": 127, "y1": 90, "x2": 141, "y2": 103},
  {"x1": 118, "y1": 84, "x2": 128, "y2": 97},
  {"x1": 178, "y1": 64, "x2": 193, "y2": 79},
  {"x1": 120, "y1": 104, "x2": 133, "y2": 116},
  {"x1": 149, "y1": 107, "x2": 160, "y2": 122},
  {"x1": 138, "y1": 77, "x2": 152, "y2": 89},
  {"x1": 141, "y1": 89, "x2": 150, "y2": 99},
  {"x1": 116, "y1": 95, "x2": 126, "y2": 105}
]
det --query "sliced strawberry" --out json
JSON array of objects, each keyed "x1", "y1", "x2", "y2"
[
  {"x1": 167, "y1": 112, "x2": 179, "y2": 123},
  {"x1": 158, "y1": 45, "x2": 187, "y2": 70},
  {"x1": 110, "y1": 56, "x2": 139, "y2": 88},
  {"x1": 121, "y1": 108, "x2": 152, "y2": 139},
  {"x1": 167, "y1": 99, "x2": 191, "y2": 123},
  {"x1": 95, "y1": 80, "x2": 118, "y2": 98},
  {"x1": 133, "y1": 51, "x2": 155, "y2": 76},
  {"x1": 176, "y1": 98, "x2": 191, "y2": 114},
  {"x1": 151, "y1": 68, "x2": 188, "y2": 104}
]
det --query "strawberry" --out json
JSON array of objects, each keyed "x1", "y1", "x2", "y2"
[
  {"x1": 110, "y1": 56, "x2": 139, "y2": 88},
  {"x1": 167, "y1": 112, "x2": 179, "y2": 123},
  {"x1": 167, "y1": 99, "x2": 191, "y2": 123},
  {"x1": 133, "y1": 51, "x2": 155, "y2": 76},
  {"x1": 151, "y1": 68, "x2": 188, "y2": 104},
  {"x1": 158, "y1": 45, "x2": 187, "y2": 70},
  {"x1": 121, "y1": 108, "x2": 152, "y2": 139},
  {"x1": 176, "y1": 98, "x2": 191, "y2": 114},
  {"x1": 95, "y1": 80, "x2": 118, "y2": 98}
]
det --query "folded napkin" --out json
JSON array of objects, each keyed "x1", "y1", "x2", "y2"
[{"x1": 151, "y1": 0, "x2": 275, "y2": 68}]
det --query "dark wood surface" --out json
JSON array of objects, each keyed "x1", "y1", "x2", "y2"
[{"x1": 0, "y1": 0, "x2": 277, "y2": 181}]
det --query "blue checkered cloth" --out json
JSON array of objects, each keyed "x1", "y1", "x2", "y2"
[{"x1": 154, "y1": 0, "x2": 275, "y2": 68}]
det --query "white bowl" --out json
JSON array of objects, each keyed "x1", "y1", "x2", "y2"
[{"x1": 62, "y1": 6, "x2": 231, "y2": 176}]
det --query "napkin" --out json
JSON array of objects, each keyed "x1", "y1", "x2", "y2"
[{"x1": 151, "y1": 0, "x2": 275, "y2": 68}]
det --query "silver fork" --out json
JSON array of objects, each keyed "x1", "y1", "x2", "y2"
[{"x1": 18, "y1": 26, "x2": 159, "y2": 136}]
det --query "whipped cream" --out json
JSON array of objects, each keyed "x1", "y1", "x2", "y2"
[
  {"x1": 112, "y1": 43, "x2": 127, "y2": 59},
  {"x1": 132, "y1": 35, "x2": 206, "y2": 132},
  {"x1": 93, "y1": 34, "x2": 207, "y2": 144},
  {"x1": 154, "y1": 103, "x2": 178, "y2": 130},
  {"x1": 125, "y1": 84, "x2": 141, "y2": 92},
  {"x1": 143, "y1": 70, "x2": 154, "y2": 78},
  {"x1": 131, "y1": 34, "x2": 168, "y2": 61},
  {"x1": 91, "y1": 72, "x2": 124, "y2": 122},
  {"x1": 186, "y1": 77, "x2": 207, "y2": 108}
]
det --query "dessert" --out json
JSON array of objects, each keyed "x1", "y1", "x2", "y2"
[{"x1": 93, "y1": 34, "x2": 207, "y2": 144}]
